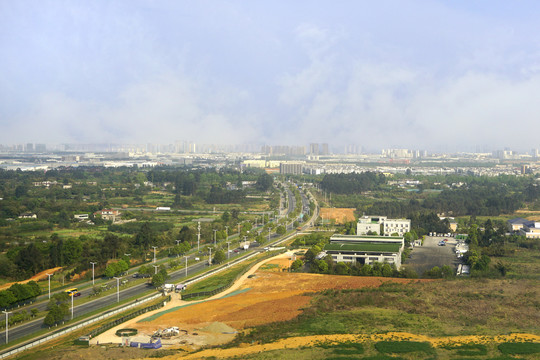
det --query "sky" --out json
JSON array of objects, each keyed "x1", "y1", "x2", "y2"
[{"x1": 1, "y1": 0, "x2": 540, "y2": 152}]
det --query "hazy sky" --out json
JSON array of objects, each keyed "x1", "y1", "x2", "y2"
[{"x1": 2, "y1": 1, "x2": 540, "y2": 151}]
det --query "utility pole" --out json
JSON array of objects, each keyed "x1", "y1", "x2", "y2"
[
  {"x1": 46, "y1": 274, "x2": 52, "y2": 299},
  {"x1": 113, "y1": 277, "x2": 121, "y2": 303},
  {"x1": 152, "y1": 265, "x2": 159, "y2": 274},
  {"x1": 208, "y1": 247, "x2": 212, "y2": 266},
  {"x1": 124, "y1": 254, "x2": 131, "y2": 274},
  {"x1": 226, "y1": 241, "x2": 231, "y2": 266},
  {"x1": 213, "y1": 229, "x2": 217, "y2": 246},
  {"x1": 2, "y1": 311, "x2": 11, "y2": 344},
  {"x1": 184, "y1": 256, "x2": 188, "y2": 277},
  {"x1": 90, "y1": 262, "x2": 97, "y2": 285},
  {"x1": 152, "y1": 246, "x2": 157, "y2": 263},
  {"x1": 197, "y1": 222, "x2": 201, "y2": 252},
  {"x1": 175, "y1": 240, "x2": 181, "y2": 257},
  {"x1": 71, "y1": 292, "x2": 74, "y2": 320},
  {"x1": 225, "y1": 226, "x2": 229, "y2": 242}
]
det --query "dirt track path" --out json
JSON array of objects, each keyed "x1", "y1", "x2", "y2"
[{"x1": 91, "y1": 251, "x2": 295, "y2": 345}]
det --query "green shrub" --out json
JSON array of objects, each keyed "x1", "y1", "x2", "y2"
[
  {"x1": 498, "y1": 342, "x2": 540, "y2": 354},
  {"x1": 375, "y1": 341, "x2": 433, "y2": 354}
]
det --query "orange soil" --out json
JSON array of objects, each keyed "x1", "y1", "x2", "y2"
[
  {"x1": 0, "y1": 267, "x2": 62, "y2": 291},
  {"x1": 135, "y1": 271, "x2": 424, "y2": 334},
  {"x1": 320, "y1": 208, "x2": 356, "y2": 224}
]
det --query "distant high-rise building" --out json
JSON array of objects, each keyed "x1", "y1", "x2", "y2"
[
  {"x1": 309, "y1": 143, "x2": 319, "y2": 155},
  {"x1": 26, "y1": 143, "x2": 34, "y2": 152},
  {"x1": 35, "y1": 144, "x2": 46, "y2": 152},
  {"x1": 321, "y1": 143, "x2": 329, "y2": 155}
]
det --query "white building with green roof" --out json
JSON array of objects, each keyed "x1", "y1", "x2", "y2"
[{"x1": 325, "y1": 234, "x2": 405, "y2": 269}]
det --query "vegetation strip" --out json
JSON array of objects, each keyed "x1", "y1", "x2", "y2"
[{"x1": 180, "y1": 333, "x2": 540, "y2": 359}]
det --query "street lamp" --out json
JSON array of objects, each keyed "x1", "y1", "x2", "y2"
[
  {"x1": 152, "y1": 246, "x2": 157, "y2": 263},
  {"x1": 175, "y1": 240, "x2": 181, "y2": 258},
  {"x1": 124, "y1": 254, "x2": 131, "y2": 274},
  {"x1": 225, "y1": 226, "x2": 229, "y2": 242},
  {"x1": 113, "y1": 277, "x2": 121, "y2": 303},
  {"x1": 71, "y1": 291, "x2": 74, "y2": 320},
  {"x1": 90, "y1": 262, "x2": 97, "y2": 285},
  {"x1": 213, "y1": 229, "x2": 217, "y2": 246},
  {"x1": 46, "y1": 274, "x2": 53, "y2": 299},
  {"x1": 2, "y1": 311, "x2": 11, "y2": 344},
  {"x1": 184, "y1": 256, "x2": 188, "y2": 277},
  {"x1": 152, "y1": 265, "x2": 159, "y2": 274},
  {"x1": 197, "y1": 222, "x2": 201, "y2": 252},
  {"x1": 226, "y1": 241, "x2": 231, "y2": 266}
]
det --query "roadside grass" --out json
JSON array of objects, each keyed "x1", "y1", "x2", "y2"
[
  {"x1": 259, "y1": 263, "x2": 280, "y2": 270},
  {"x1": 182, "y1": 263, "x2": 248, "y2": 295}
]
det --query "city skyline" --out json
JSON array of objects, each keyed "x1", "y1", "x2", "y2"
[{"x1": 2, "y1": 1, "x2": 540, "y2": 151}]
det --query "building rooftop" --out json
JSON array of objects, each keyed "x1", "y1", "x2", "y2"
[
  {"x1": 330, "y1": 234, "x2": 403, "y2": 241},
  {"x1": 325, "y1": 243, "x2": 402, "y2": 253}
]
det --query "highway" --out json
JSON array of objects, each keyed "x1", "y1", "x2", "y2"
[{"x1": 0, "y1": 183, "x2": 314, "y2": 347}]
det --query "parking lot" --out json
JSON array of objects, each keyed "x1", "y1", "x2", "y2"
[{"x1": 405, "y1": 236, "x2": 461, "y2": 276}]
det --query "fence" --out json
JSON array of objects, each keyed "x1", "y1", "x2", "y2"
[{"x1": 0, "y1": 293, "x2": 163, "y2": 359}]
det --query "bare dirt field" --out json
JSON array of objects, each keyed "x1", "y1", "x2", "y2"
[
  {"x1": 319, "y1": 208, "x2": 355, "y2": 224},
  {"x1": 93, "y1": 253, "x2": 423, "y2": 351},
  {"x1": 0, "y1": 266, "x2": 62, "y2": 291}
]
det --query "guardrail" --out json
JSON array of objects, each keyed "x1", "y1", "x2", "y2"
[{"x1": 0, "y1": 293, "x2": 163, "y2": 359}]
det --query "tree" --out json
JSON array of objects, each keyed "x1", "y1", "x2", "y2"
[
  {"x1": 276, "y1": 225, "x2": 286, "y2": 235},
  {"x1": 221, "y1": 210, "x2": 231, "y2": 223},
  {"x1": 151, "y1": 273, "x2": 165, "y2": 288},
  {"x1": 135, "y1": 222, "x2": 155, "y2": 250},
  {"x1": 0, "y1": 290, "x2": 16, "y2": 308},
  {"x1": 291, "y1": 259, "x2": 303, "y2": 271},
  {"x1": 255, "y1": 174, "x2": 273, "y2": 192},
  {"x1": 213, "y1": 250, "x2": 226, "y2": 264},
  {"x1": 381, "y1": 263, "x2": 393, "y2": 277},
  {"x1": 335, "y1": 262, "x2": 350, "y2": 275}
]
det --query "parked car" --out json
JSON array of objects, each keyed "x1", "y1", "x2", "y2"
[
  {"x1": 438, "y1": 240, "x2": 446, "y2": 246},
  {"x1": 73, "y1": 292, "x2": 82, "y2": 297}
]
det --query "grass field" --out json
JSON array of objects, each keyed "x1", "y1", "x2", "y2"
[{"x1": 233, "y1": 278, "x2": 539, "y2": 346}]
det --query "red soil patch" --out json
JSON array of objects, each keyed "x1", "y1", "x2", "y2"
[
  {"x1": 0, "y1": 267, "x2": 62, "y2": 291},
  {"x1": 135, "y1": 271, "x2": 425, "y2": 334},
  {"x1": 320, "y1": 208, "x2": 356, "y2": 224}
]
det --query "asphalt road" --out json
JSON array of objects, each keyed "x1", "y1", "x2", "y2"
[
  {"x1": 405, "y1": 236, "x2": 461, "y2": 276},
  {"x1": 0, "y1": 183, "x2": 306, "y2": 347}
]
